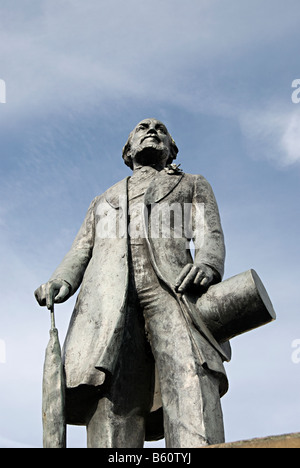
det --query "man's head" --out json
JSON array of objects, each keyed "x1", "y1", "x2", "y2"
[{"x1": 122, "y1": 118, "x2": 178, "y2": 170}]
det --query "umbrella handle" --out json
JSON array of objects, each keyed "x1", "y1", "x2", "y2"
[{"x1": 50, "y1": 305, "x2": 56, "y2": 330}]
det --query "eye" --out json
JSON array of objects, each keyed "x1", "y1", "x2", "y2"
[
  {"x1": 136, "y1": 124, "x2": 148, "y2": 132},
  {"x1": 157, "y1": 125, "x2": 167, "y2": 134}
]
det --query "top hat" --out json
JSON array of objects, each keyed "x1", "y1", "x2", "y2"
[{"x1": 195, "y1": 269, "x2": 276, "y2": 343}]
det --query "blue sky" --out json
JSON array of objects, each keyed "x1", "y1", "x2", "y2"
[{"x1": 0, "y1": 0, "x2": 300, "y2": 448}]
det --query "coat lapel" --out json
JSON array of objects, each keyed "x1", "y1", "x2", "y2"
[
  {"x1": 144, "y1": 170, "x2": 184, "y2": 205},
  {"x1": 105, "y1": 177, "x2": 129, "y2": 209},
  {"x1": 105, "y1": 171, "x2": 184, "y2": 207}
]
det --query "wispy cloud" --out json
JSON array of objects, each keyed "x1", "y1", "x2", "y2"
[
  {"x1": 1, "y1": 0, "x2": 299, "y2": 123},
  {"x1": 1, "y1": 0, "x2": 300, "y2": 448},
  {"x1": 239, "y1": 107, "x2": 300, "y2": 167}
]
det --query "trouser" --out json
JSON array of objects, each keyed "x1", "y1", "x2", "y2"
[{"x1": 86, "y1": 242, "x2": 225, "y2": 448}]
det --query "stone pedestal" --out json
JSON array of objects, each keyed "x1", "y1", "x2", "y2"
[{"x1": 203, "y1": 432, "x2": 300, "y2": 448}]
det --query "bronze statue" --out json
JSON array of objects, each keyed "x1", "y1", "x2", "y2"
[{"x1": 35, "y1": 118, "x2": 275, "y2": 448}]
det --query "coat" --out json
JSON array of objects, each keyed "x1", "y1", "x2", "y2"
[{"x1": 49, "y1": 169, "x2": 230, "y2": 437}]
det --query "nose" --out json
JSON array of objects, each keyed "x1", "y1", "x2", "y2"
[{"x1": 147, "y1": 126, "x2": 158, "y2": 135}]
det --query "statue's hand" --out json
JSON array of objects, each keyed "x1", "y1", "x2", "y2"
[
  {"x1": 34, "y1": 279, "x2": 71, "y2": 310},
  {"x1": 175, "y1": 263, "x2": 217, "y2": 294}
]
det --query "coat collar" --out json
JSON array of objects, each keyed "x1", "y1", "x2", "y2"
[{"x1": 105, "y1": 170, "x2": 184, "y2": 208}]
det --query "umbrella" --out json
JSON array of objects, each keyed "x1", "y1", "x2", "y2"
[{"x1": 42, "y1": 305, "x2": 66, "y2": 448}]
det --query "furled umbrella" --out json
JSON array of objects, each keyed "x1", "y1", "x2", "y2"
[{"x1": 42, "y1": 305, "x2": 66, "y2": 448}]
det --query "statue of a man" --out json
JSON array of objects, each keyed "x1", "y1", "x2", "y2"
[{"x1": 35, "y1": 118, "x2": 230, "y2": 448}]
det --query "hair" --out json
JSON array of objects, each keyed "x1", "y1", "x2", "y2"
[{"x1": 122, "y1": 123, "x2": 179, "y2": 170}]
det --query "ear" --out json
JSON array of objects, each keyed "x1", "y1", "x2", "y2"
[
  {"x1": 122, "y1": 142, "x2": 133, "y2": 169},
  {"x1": 122, "y1": 141, "x2": 129, "y2": 157}
]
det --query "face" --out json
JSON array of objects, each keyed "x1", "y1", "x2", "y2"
[{"x1": 129, "y1": 119, "x2": 172, "y2": 169}]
